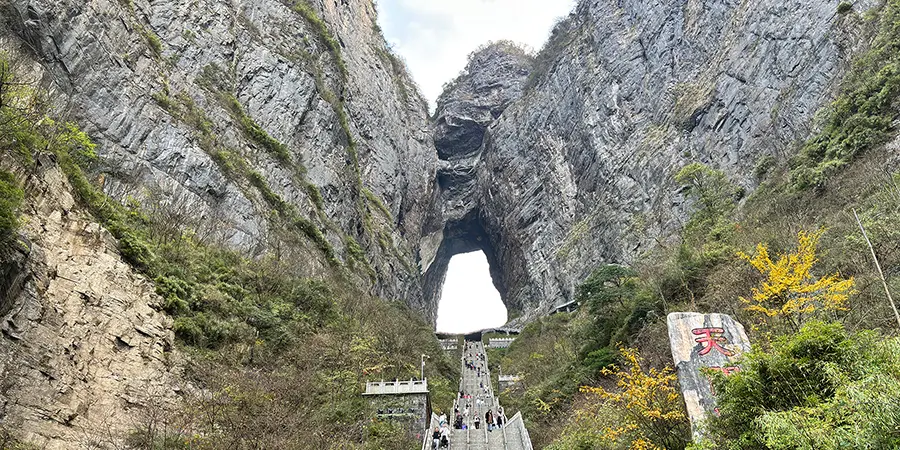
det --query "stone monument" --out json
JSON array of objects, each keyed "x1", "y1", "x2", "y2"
[{"x1": 666, "y1": 312, "x2": 751, "y2": 434}]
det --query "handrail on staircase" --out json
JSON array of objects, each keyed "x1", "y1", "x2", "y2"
[
  {"x1": 421, "y1": 412, "x2": 439, "y2": 450},
  {"x1": 501, "y1": 414, "x2": 509, "y2": 450}
]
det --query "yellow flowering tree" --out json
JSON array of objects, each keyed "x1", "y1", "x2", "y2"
[
  {"x1": 738, "y1": 229, "x2": 855, "y2": 330},
  {"x1": 555, "y1": 347, "x2": 690, "y2": 450}
]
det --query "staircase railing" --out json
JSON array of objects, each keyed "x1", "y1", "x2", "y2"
[
  {"x1": 506, "y1": 412, "x2": 533, "y2": 450},
  {"x1": 421, "y1": 413, "x2": 440, "y2": 450}
]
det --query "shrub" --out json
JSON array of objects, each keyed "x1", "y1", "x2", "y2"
[
  {"x1": 838, "y1": 2, "x2": 853, "y2": 14},
  {"x1": 573, "y1": 347, "x2": 691, "y2": 450},
  {"x1": 708, "y1": 322, "x2": 900, "y2": 450},
  {"x1": 0, "y1": 170, "x2": 23, "y2": 239},
  {"x1": 737, "y1": 229, "x2": 855, "y2": 331},
  {"x1": 790, "y1": 0, "x2": 900, "y2": 189}
]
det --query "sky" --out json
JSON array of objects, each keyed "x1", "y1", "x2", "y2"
[
  {"x1": 376, "y1": 0, "x2": 577, "y2": 107},
  {"x1": 435, "y1": 251, "x2": 507, "y2": 334}
]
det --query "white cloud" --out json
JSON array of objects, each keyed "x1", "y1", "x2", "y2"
[
  {"x1": 435, "y1": 251, "x2": 507, "y2": 334},
  {"x1": 377, "y1": 0, "x2": 577, "y2": 107}
]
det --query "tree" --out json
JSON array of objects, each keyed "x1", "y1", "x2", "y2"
[
  {"x1": 577, "y1": 264, "x2": 638, "y2": 311},
  {"x1": 576, "y1": 265, "x2": 641, "y2": 373},
  {"x1": 575, "y1": 347, "x2": 691, "y2": 450},
  {"x1": 675, "y1": 163, "x2": 741, "y2": 230},
  {"x1": 0, "y1": 171, "x2": 23, "y2": 240},
  {"x1": 738, "y1": 229, "x2": 855, "y2": 330}
]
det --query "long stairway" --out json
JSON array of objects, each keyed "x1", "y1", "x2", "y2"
[{"x1": 437, "y1": 340, "x2": 531, "y2": 450}]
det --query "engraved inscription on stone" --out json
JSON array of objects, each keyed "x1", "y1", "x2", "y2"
[{"x1": 666, "y1": 312, "x2": 751, "y2": 433}]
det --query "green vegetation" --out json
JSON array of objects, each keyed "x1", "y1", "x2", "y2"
[
  {"x1": 246, "y1": 169, "x2": 337, "y2": 264},
  {"x1": 363, "y1": 187, "x2": 393, "y2": 220},
  {"x1": 492, "y1": 313, "x2": 586, "y2": 447},
  {"x1": 0, "y1": 170, "x2": 23, "y2": 241},
  {"x1": 838, "y1": 1, "x2": 854, "y2": 14},
  {"x1": 706, "y1": 321, "x2": 900, "y2": 449},
  {"x1": 154, "y1": 75, "x2": 338, "y2": 264},
  {"x1": 0, "y1": 51, "x2": 459, "y2": 448},
  {"x1": 791, "y1": 0, "x2": 900, "y2": 189},
  {"x1": 0, "y1": 431, "x2": 39, "y2": 450},
  {"x1": 375, "y1": 46, "x2": 414, "y2": 104},
  {"x1": 141, "y1": 27, "x2": 163, "y2": 57},
  {"x1": 525, "y1": 17, "x2": 576, "y2": 91},
  {"x1": 292, "y1": 0, "x2": 347, "y2": 79},
  {"x1": 225, "y1": 94, "x2": 292, "y2": 164},
  {"x1": 514, "y1": 142, "x2": 900, "y2": 448}
]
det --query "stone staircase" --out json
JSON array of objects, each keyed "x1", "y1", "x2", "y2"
[{"x1": 432, "y1": 340, "x2": 531, "y2": 450}]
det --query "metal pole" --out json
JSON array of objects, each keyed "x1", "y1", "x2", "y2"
[
  {"x1": 854, "y1": 209, "x2": 900, "y2": 329},
  {"x1": 421, "y1": 354, "x2": 426, "y2": 380}
]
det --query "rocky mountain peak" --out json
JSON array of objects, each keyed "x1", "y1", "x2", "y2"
[{"x1": 433, "y1": 41, "x2": 532, "y2": 160}]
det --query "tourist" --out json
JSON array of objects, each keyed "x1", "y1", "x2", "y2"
[
  {"x1": 432, "y1": 427, "x2": 441, "y2": 449},
  {"x1": 486, "y1": 410, "x2": 493, "y2": 431},
  {"x1": 440, "y1": 425, "x2": 450, "y2": 448},
  {"x1": 474, "y1": 415, "x2": 481, "y2": 429}
]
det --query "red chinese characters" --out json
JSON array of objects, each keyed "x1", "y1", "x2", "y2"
[
  {"x1": 707, "y1": 366, "x2": 741, "y2": 375},
  {"x1": 692, "y1": 327, "x2": 734, "y2": 357}
]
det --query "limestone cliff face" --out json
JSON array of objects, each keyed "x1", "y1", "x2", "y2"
[
  {"x1": 428, "y1": 0, "x2": 878, "y2": 322},
  {"x1": 1, "y1": 0, "x2": 879, "y2": 331},
  {"x1": 0, "y1": 0, "x2": 436, "y2": 305},
  {"x1": 0, "y1": 156, "x2": 183, "y2": 449},
  {"x1": 0, "y1": 0, "x2": 435, "y2": 443}
]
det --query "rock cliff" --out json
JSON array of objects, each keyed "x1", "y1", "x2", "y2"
[
  {"x1": 0, "y1": 0, "x2": 891, "y2": 442},
  {"x1": 426, "y1": 0, "x2": 879, "y2": 322},
  {"x1": 0, "y1": 155, "x2": 183, "y2": 449},
  {"x1": 0, "y1": 0, "x2": 436, "y2": 307}
]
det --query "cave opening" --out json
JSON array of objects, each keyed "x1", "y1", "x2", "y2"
[
  {"x1": 423, "y1": 207, "x2": 512, "y2": 332},
  {"x1": 435, "y1": 250, "x2": 507, "y2": 334}
]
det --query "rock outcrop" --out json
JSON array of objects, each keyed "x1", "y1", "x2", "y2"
[
  {"x1": 1, "y1": 0, "x2": 880, "y2": 332},
  {"x1": 421, "y1": 42, "x2": 532, "y2": 319},
  {"x1": 0, "y1": 156, "x2": 183, "y2": 449},
  {"x1": 0, "y1": 0, "x2": 891, "y2": 443},
  {"x1": 0, "y1": 0, "x2": 436, "y2": 307}
]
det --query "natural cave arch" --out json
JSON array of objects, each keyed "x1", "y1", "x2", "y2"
[
  {"x1": 422, "y1": 208, "x2": 512, "y2": 329},
  {"x1": 434, "y1": 251, "x2": 507, "y2": 333}
]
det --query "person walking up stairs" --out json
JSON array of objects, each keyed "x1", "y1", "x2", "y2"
[{"x1": 440, "y1": 339, "x2": 532, "y2": 450}]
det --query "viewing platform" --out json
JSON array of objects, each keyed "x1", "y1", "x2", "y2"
[
  {"x1": 488, "y1": 337, "x2": 515, "y2": 348},
  {"x1": 363, "y1": 379, "x2": 429, "y2": 396}
]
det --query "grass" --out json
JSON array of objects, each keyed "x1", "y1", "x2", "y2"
[
  {"x1": 292, "y1": 1, "x2": 347, "y2": 79},
  {"x1": 224, "y1": 94, "x2": 292, "y2": 164},
  {"x1": 0, "y1": 41, "x2": 456, "y2": 450},
  {"x1": 141, "y1": 27, "x2": 163, "y2": 58},
  {"x1": 246, "y1": 170, "x2": 337, "y2": 265}
]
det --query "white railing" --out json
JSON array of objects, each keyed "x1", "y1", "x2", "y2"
[
  {"x1": 421, "y1": 413, "x2": 440, "y2": 450},
  {"x1": 488, "y1": 337, "x2": 516, "y2": 348},
  {"x1": 364, "y1": 378, "x2": 429, "y2": 395},
  {"x1": 506, "y1": 412, "x2": 533, "y2": 450}
]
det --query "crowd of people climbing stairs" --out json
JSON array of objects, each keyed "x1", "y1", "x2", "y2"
[{"x1": 431, "y1": 340, "x2": 509, "y2": 449}]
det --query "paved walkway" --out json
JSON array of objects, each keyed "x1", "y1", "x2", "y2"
[{"x1": 429, "y1": 340, "x2": 531, "y2": 450}]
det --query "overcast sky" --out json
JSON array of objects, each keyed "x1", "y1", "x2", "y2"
[
  {"x1": 376, "y1": 0, "x2": 577, "y2": 107},
  {"x1": 375, "y1": 1, "x2": 576, "y2": 332},
  {"x1": 434, "y1": 251, "x2": 507, "y2": 333}
]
